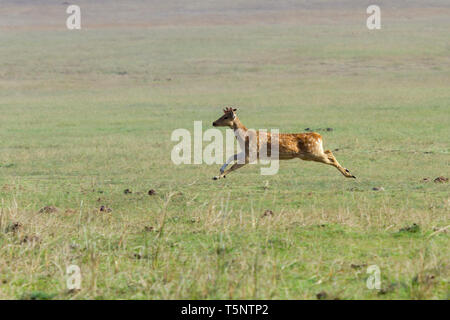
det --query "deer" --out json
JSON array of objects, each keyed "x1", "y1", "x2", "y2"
[{"x1": 211, "y1": 107, "x2": 356, "y2": 180}]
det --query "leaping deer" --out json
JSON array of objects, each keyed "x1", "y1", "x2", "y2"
[{"x1": 212, "y1": 107, "x2": 356, "y2": 180}]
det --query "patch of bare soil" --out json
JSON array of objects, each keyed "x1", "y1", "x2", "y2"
[
  {"x1": 20, "y1": 234, "x2": 41, "y2": 244},
  {"x1": 350, "y1": 263, "x2": 367, "y2": 269},
  {"x1": 38, "y1": 206, "x2": 58, "y2": 214}
]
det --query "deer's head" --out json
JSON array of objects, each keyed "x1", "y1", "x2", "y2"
[{"x1": 212, "y1": 107, "x2": 237, "y2": 127}]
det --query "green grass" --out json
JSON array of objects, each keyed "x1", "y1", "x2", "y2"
[{"x1": 0, "y1": 2, "x2": 449, "y2": 299}]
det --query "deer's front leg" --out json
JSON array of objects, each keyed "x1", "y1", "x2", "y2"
[
  {"x1": 213, "y1": 154, "x2": 248, "y2": 180},
  {"x1": 221, "y1": 162, "x2": 247, "y2": 178},
  {"x1": 214, "y1": 153, "x2": 239, "y2": 180},
  {"x1": 220, "y1": 153, "x2": 240, "y2": 174}
]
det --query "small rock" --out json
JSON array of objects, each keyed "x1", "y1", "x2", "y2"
[
  {"x1": 148, "y1": 189, "x2": 156, "y2": 196},
  {"x1": 6, "y1": 222, "x2": 22, "y2": 233},
  {"x1": 69, "y1": 243, "x2": 80, "y2": 250},
  {"x1": 262, "y1": 209, "x2": 274, "y2": 217},
  {"x1": 133, "y1": 253, "x2": 142, "y2": 260},
  {"x1": 326, "y1": 128, "x2": 333, "y2": 131},
  {"x1": 422, "y1": 178, "x2": 430, "y2": 182},
  {"x1": 434, "y1": 176, "x2": 448, "y2": 183},
  {"x1": 411, "y1": 274, "x2": 435, "y2": 285},
  {"x1": 432, "y1": 226, "x2": 448, "y2": 233},
  {"x1": 372, "y1": 187, "x2": 385, "y2": 191},
  {"x1": 425, "y1": 274, "x2": 435, "y2": 281},
  {"x1": 316, "y1": 291, "x2": 328, "y2": 300},
  {"x1": 124, "y1": 188, "x2": 132, "y2": 194},
  {"x1": 144, "y1": 226, "x2": 154, "y2": 232},
  {"x1": 67, "y1": 288, "x2": 81, "y2": 294},
  {"x1": 99, "y1": 206, "x2": 112, "y2": 213},
  {"x1": 399, "y1": 223, "x2": 420, "y2": 233},
  {"x1": 378, "y1": 283, "x2": 398, "y2": 295}
]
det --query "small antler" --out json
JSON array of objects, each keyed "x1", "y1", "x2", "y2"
[{"x1": 223, "y1": 106, "x2": 237, "y2": 114}]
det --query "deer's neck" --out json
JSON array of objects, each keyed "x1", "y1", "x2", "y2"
[
  {"x1": 231, "y1": 118, "x2": 247, "y2": 132},
  {"x1": 231, "y1": 118, "x2": 248, "y2": 146}
]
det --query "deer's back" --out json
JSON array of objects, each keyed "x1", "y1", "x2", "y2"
[{"x1": 251, "y1": 131, "x2": 323, "y2": 159}]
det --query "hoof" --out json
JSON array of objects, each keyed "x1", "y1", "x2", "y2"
[{"x1": 213, "y1": 176, "x2": 219, "y2": 180}]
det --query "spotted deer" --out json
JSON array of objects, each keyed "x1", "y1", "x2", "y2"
[{"x1": 212, "y1": 107, "x2": 356, "y2": 180}]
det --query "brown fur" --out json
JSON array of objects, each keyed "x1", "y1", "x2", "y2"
[{"x1": 212, "y1": 107, "x2": 356, "y2": 179}]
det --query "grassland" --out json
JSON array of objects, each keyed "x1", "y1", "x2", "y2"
[{"x1": 0, "y1": 1, "x2": 449, "y2": 299}]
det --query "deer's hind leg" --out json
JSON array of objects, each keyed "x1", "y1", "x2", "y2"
[
  {"x1": 297, "y1": 134, "x2": 355, "y2": 178},
  {"x1": 319, "y1": 149, "x2": 356, "y2": 178}
]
